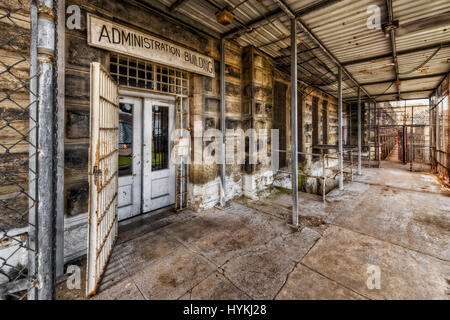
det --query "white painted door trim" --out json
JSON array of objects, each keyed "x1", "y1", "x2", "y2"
[
  {"x1": 119, "y1": 89, "x2": 176, "y2": 214},
  {"x1": 143, "y1": 98, "x2": 175, "y2": 212},
  {"x1": 117, "y1": 96, "x2": 142, "y2": 221}
]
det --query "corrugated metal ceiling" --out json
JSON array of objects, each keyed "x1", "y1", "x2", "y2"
[{"x1": 144, "y1": 0, "x2": 449, "y2": 101}]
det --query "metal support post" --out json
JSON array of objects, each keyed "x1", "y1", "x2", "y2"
[
  {"x1": 376, "y1": 102, "x2": 380, "y2": 168},
  {"x1": 368, "y1": 101, "x2": 372, "y2": 167},
  {"x1": 220, "y1": 38, "x2": 226, "y2": 206},
  {"x1": 357, "y1": 88, "x2": 362, "y2": 175},
  {"x1": 338, "y1": 67, "x2": 344, "y2": 190},
  {"x1": 410, "y1": 105, "x2": 414, "y2": 171},
  {"x1": 36, "y1": 0, "x2": 56, "y2": 300},
  {"x1": 290, "y1": 19, "x2": 299, "y2": 227},
  {"x1": 322, "y1": 153, "x2": 326, "y2": 203}
]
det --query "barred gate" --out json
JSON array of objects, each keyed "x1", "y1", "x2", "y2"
[
  {"x1": 408, "y1": 106, "x2": 430, "y2": 165},
  {"x1": 0, "y1": 1, "x2": 56, "y2": 299}
]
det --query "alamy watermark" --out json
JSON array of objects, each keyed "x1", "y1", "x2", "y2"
[
  {"x1": 170, "y1": 121, "x2": 281, "y2": 170},
  {"x1": 366, "y1": 265, "x2": 381, "y2": 290}
]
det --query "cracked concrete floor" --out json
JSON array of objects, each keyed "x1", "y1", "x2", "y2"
[{"x1": 57, "y1": 161, "x2": 450, "y2": 300}]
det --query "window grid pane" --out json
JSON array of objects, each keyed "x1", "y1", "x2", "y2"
[{"x1": 110, "y1": 54, "x2": 188, "y2": 97}]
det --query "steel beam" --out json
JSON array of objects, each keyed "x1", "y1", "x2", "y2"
[
  {"x1": 220, "y1": 38, "x2": 226, "y2": 207},
  {"x1": 290, "y1": 19, "x2": 299, "y2": 227},
  {"x1": 224, "y1": 0, "x2": 343, "y2": 39},
  {"x1": 295, "y1": 0, "x2": 344, "y2": 18},
  {"x1": 274, "y1": 47, "x2": 319, "y2": 60},
  {"x1": 396, "y1": 11, "x2": 450, "y2": 37},
  {"x1": 273, "y1": 0, "x2": 295, "y2": 18},
  {"x1": 385, "y1": 0, "x2": 401, "y2": 100},
  {"x1": 357, "y1": 88, "x2": 362, "y2": 175},
  {"x1": 169, "y1": 0, "x2": 188, "y2": 11},
  {"x1": 223, "y1": 8, "x2": 284, "y2": 38},
  {"x1": 294, "y1": 18, "x2": 373, "y2": 100},
  {"x1": 371, "y1": 89, "x2": 433, "y2": 98},
  {"x1": 257, "y1": 35, "x2": 290, "y2": 49},
  {"x1": 359, "y1": 73, "x2": 448, "y2": 86},
  {"x1": 342, "y1": 42, "x2": 450, "y2": 66},
  {"x1": 338, "y1": 67, "x2": 344, "y2": 190}
]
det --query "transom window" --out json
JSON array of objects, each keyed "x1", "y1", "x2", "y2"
[{"x1": 110, "y1": 54, "x2": 188, "y2": 96}]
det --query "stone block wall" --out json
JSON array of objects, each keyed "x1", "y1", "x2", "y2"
[{"x1": 188, "y1": 40, "x2": 244, "y2": 210}]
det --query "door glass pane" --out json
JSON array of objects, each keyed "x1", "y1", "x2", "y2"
[
  {"x1": 119, "y1": 103, "x2": 133, "y2": 176},
  {"x1": 152, "y1": 105, "x2": 169, "y2": 171}
]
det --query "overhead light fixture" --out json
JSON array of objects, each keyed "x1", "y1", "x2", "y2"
[{"x1": 216, "y1": 6, "x2": 234, "y2": 26}]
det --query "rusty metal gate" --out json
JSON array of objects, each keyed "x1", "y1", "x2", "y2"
[{"x1": 86, "y1": 62, "x2": 119, "y2": 297}]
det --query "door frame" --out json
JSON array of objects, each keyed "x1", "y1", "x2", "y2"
[
  {"x1": 119, "y1": 89, "x2": 176, "y2": 214},
  {"x1": 117, "y1": 96, "x2": 142, "y2": 221},
  {"x1": 143, "y1": 98, "x2": 175, "y2": 212}
]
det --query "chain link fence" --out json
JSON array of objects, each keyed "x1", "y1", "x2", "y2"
[{"x1": 0, "y1": 0, "x2": 45, "y2": 300}]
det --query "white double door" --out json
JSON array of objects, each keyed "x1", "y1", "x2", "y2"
[{"x1": 117, "y1": 93, "x2": 175, "y2": 221}]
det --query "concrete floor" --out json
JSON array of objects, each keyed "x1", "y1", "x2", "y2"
[{"x1": 57, "y1": 161, "x2": 450, "y2": 300}]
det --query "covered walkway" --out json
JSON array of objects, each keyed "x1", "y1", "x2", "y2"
[
  {"x1": 0, "y1": 0, "x2": 448, "y2": 300},
  {"x1": 57, "y1": 161, "x2": 450, "y2": 300}
]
